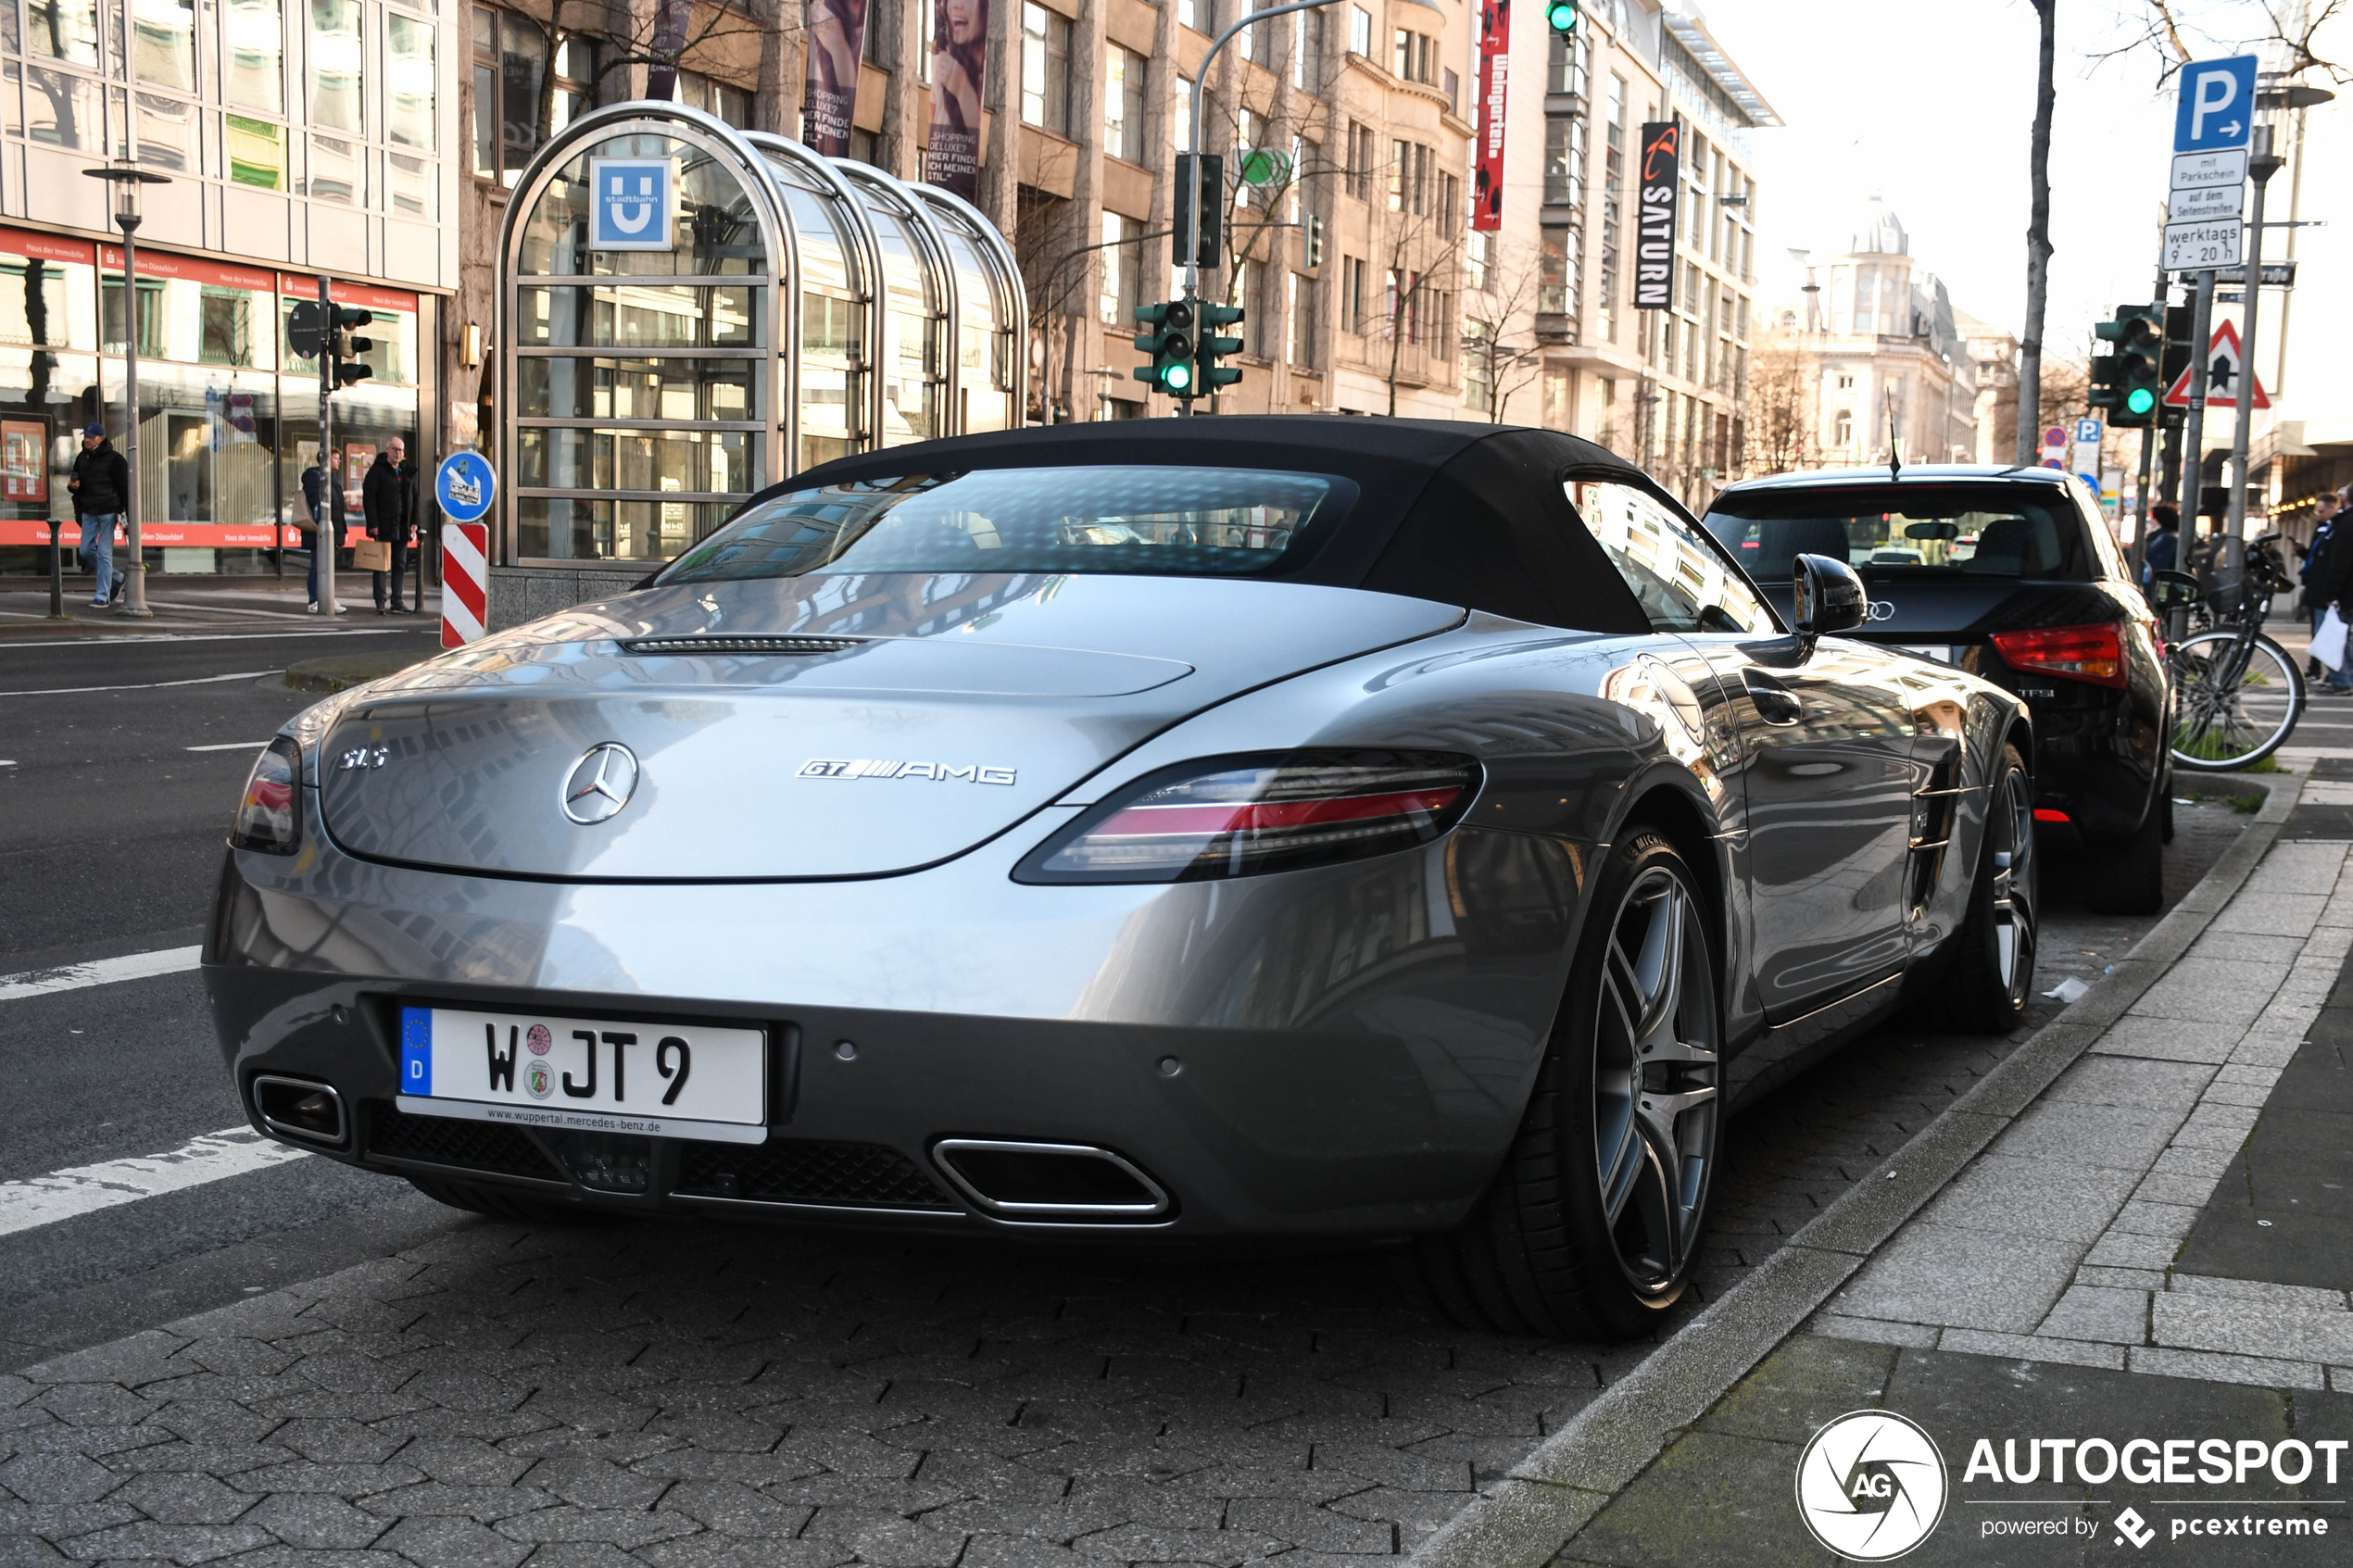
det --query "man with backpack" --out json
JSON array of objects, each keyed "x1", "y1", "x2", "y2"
[{"x1": 67, "y1": 422, "x2": 128, "y2": 608}]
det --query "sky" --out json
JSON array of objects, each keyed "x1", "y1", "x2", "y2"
[{"x1": 1696, "y1": 0, "x2": 2303, "y2": 355}]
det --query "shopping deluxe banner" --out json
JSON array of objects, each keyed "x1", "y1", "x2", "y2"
[
  {"x1": 803, "y1": 0, "x2": 872, "y2": 157},
  {"x1": 924, "y1": 0, "x2": 988, "y2": 198}
]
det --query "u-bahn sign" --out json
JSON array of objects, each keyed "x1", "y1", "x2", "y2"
[{"x1": 588, "y1": 157, "x2": 675, "y2": 251}]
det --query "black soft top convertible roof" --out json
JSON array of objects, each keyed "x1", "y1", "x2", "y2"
[{"x1": 751, "y1": 417, "x2": 1659, "y2": 635}]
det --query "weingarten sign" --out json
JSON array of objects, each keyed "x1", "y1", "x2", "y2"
[{"x1": 1633, "y1": 120, "x2": 1680, "y2": 310}]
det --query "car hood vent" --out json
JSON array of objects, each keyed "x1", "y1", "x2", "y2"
[{"x1": 618, "y1": 633, "x2": 868, "y2": 656}]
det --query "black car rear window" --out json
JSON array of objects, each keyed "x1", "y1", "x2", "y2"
[
  {"x1": 1703, "y1": 483, "x2": 2095, "y2": 583},
  {"x1": 658, "y1": 466, "x2": 1352, "y2": 584}
]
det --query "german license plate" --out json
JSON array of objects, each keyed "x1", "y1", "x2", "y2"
[{"x1": 396, "y1": 1005, "x2": 767, "y2": 1145}]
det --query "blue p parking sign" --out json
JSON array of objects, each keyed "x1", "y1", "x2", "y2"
[
  {"x1": 589, "y1": 157, "x2": 675, "y2": 250},
  {"x1": 2173, "y1": 56, "x2": 2258, "y2": 152}
]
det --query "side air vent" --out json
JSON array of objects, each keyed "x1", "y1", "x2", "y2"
[{"x1": 618, "y1": 634, "x2": 869, "y2": 656}]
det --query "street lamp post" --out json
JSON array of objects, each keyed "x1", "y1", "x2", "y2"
[{"x1": 83, "y1": 163, "x2": 170, "y2": 619}]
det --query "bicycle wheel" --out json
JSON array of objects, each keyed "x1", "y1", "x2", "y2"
[{"x1": 2170, "y1": 630, "x2": 2305, "y2": 771}]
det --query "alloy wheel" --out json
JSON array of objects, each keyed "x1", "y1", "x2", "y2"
[
  {"x1": 1988, "y1": 766, "x2": 2037, "y2": 1004},
  {"x1": 1591, "y1": 866, "x2": 1719, "y2": 1296}
]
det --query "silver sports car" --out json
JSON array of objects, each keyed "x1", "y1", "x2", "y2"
[{"x1": 208, "y1": 419, "x2": 2036, "y2": 1339}]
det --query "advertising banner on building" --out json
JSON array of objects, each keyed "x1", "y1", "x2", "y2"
[
  {"x1": 1471, "y1": 0, "x2": 1509, "y2": 232},
  {"x1": 923, "y1": 0, "x2": 988, "y2": 198},
  {"x1": 802, "y1": 0, "x2": 872, "y2": 157},
  {"x1": 1633, "y1": 121, "x2": 1680, "y2": 309}
]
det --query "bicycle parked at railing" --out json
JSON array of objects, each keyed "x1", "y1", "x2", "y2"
[{"x1": 2164, "y1": 531, "x2": 2304, "y2": 771}]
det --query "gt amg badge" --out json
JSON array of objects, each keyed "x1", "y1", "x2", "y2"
[
  {"x1": 562, "y1": 743, "x2": 640, "y2": 824},
  {"x1": 799, "y1": 759, "x2": 1017, "y2": 785}
]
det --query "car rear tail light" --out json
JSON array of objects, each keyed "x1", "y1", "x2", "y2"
[
  {"x1": 2032, "y1": 809, "x2": 2070, "y2": 824},
  {"x1": 231, "y1": 736, "x2": 301, "y2": 854},
  {"x1": 1988, "y1": 622, "x2": 2128, "y2": 689},
  {"x1": 1015, "y1": 750, "x2": 1481, "y2": 884}
]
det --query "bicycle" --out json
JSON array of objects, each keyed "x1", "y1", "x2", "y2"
[{"x1": 2165, "y1": 532, "x2": 2305, "y2": 771}]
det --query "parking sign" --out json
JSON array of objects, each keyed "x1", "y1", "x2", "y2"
[
  {"x1": 588, "y1": 157, "x2": 675, "y2": 251},
  {"x1": 2173, "y1": 56, "x2": 2257, "y2": 152}
]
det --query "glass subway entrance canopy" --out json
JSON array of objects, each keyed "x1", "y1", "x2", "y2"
[{"x1": 499, "y1": 103, "x2": 1026, "y2": 566}]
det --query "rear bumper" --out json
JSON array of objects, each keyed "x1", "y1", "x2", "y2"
[{"x1": 204, "y1": 813, "x2": 1584, "y2": 1238}]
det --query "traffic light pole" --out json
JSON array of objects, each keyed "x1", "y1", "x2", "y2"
[{"x1": 319, "y1": 277, "x2": 339, "y2": 616}]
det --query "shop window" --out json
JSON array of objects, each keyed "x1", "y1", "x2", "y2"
[{"x1": 225, "y1": 0, "x2": 284, "y2": 114}]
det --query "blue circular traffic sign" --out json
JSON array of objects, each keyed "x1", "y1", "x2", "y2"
[{"x1": 435, "y1": 450, "x2": 496, "y2": 523}]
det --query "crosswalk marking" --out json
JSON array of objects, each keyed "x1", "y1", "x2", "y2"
[
  {"x1": 0, "y1": 1127, "x2": 307, "y2": 1237},
  {"x1": 0, "y1": 945, "x2": 203, "y2": 1003}
]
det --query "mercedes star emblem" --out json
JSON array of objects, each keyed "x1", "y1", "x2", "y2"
[{"x1": 561, "y1": 743, "x2": 640, "y2": 825}]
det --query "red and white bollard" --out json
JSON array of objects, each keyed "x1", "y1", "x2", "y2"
[{"x1": 440, "y1": 521, "x2": 488, "y2": 648}]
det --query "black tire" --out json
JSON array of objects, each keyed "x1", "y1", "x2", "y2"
[
  {"x1": 2082, "y1": 801, "x2": 2164, "y2": 916},
  {"x1": 1936, "y1": 745, "x2": 2038, "y2": 1035},
  {"x1": 403, "y1": 1174, "x2": 593, "y2": 1223},
  {"x1": 1403, "y1": 830, "x2": 1722, "y2": 1339}
]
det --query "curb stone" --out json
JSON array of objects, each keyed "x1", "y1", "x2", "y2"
[{"x1": 1408, "y1": 771, "x2": 2301, "y2": 1568}]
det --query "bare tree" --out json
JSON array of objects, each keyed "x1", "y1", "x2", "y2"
[
  {"x1": 2015, "y1": 0, "x2": 2057, "y2": 466},
  {"x1": 1742, "y1": 335, "x2": 1819, "y2": 476},
  {"x1": 1458, "y1": 241, "x2": 1548, "y2": 423}
]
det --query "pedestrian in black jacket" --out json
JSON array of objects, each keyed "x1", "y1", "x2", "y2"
[
  {"x1": 2301, "y1": 490, "x2": 2351, "y2": 691},
  {"x1": 362, "y1": 438, "x2": 414, "y2": 614},
  {"x1": 66, "y1": 422, "x2": 128, "y2": 608}
]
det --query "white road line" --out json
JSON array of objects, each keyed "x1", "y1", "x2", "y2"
[
  {"x1": 186, "y1": 741, "x2": 271, "y2": 752},
  {"x1": 0, "y1": 1127, "x2": 307, "y2": 1238},
  {"x1": 0, "y1": 669, "x2": 277, "y2": 697},
  {"x1": 0, "y1": 945, "x2": 202, "y2": 1002}
]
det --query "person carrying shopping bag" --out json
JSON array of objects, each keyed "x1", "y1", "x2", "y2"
[{"x1": 361, "y1": 438, "x2": 416, "y2": 615}]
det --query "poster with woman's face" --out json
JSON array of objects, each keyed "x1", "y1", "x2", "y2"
[
  {"x1": 922, "y1": 0, "x2": 987, "y2": 198},
  {"x1": 801, "y1": 0, "x2": 870, "y2": 156}
]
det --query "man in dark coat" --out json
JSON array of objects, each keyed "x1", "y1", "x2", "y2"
[
  {"x1": 362, "y1": 437, "x2": 415, "y2": 614},
  {"x1": 67, "y1": 422, "x2": 129, "y2": 607}
]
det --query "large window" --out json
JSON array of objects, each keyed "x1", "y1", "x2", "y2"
[
  {"x1": 1105, "y1": 45, "x2": 1145, "y2": 163},
  {"x1": 224, "y1": 0, "x2": 283, "y2": 113},
  {"x1": 1099, "y1": 210, "x2": 1138, "y2": 327},
  {"x1": 475, "y1": 8, "x2": 596, "y2": 186},
  {"x1": 385, "y1": 15, "x2": 434, "y2": 150},
  {"x1": 1020, "y1": 4, "x2": 1071, "y2": 135},
  {"x1": 26, "y1": 0, "x2": 101, "y2": 67},
  {"x1": 308, "y1": 0, "x2": 363, "y2": 134},
  {"x1": 134, "y1": 0, "x2": 198, "y2": 91}
]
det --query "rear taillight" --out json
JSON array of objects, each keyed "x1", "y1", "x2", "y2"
[
  {"x1": 1016, "y1": 751, "x2": 1481, "y2": 884},
  {"x1": 1989, "y1": 622, "x2": 2128, "y2": 689},
  {"x1": 231, "y1": 736, "x2": 301, "y2": 854}
]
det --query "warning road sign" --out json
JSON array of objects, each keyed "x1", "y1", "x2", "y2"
[{"x1": 2162, "y1": 318, "x2": 2269, "y2": 409}]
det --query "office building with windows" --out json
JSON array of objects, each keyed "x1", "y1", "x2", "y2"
[
  {"x1": 0, "y1": 0, "x2": 455, "y2": 573},
  {"x1": 1467, "y1": 0, "x2": 1774, "y2": 505}
]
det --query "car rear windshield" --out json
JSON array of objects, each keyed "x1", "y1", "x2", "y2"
[
  {"x1": 657, "y1": 466, "x2": 1347, "y2": 584},
  {"x1": 1702, "y1": 483, "x2": 2095, "y2": 583}
]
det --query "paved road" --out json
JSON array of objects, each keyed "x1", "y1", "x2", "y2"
[{"x1": 0, "y1": 631, "x2": 2271, "y2": 1563}]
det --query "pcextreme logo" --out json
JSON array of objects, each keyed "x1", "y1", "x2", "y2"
[{"x1": 1797, "y1": 1411, "x2": 1950, "y2": 1560}]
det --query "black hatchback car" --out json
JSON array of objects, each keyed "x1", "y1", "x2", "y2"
[{"x1": 1705, "y1": 465, "x2": 2169, "y2": 913}]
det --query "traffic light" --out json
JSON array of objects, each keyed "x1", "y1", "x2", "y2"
[
  {"x1": 1546, "y1": 0, "x2": 1579, "y2": 36},
  {"x1": 1194, "y1": 302, "x2": 1244, "y2": 395},
  {"x1": 1133, "y1": 300, "x2": 1198, "y2": 397},
  {"x1": 2091, "y1": 304, "x2": 2162, "y2": 427},
  {"x1": 1173, "y1": 153, "x2": 1223, "y2": 270},
  {"x1": 2161, "y1": 303, "x2": 2195, "y2": 397},
  {"x1": 1302, "y1": 214, "x2": 1325, "y2": 270},
  {"x1": 330, "y1": 306, "x2": 375, "y2": 390}
]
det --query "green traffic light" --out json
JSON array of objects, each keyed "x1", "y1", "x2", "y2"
[
  {"x1": 1546, "y1": 0, "x2": 1578, "y2": 31},
  {"x1": 1163, "y1": 362, "x2": 1193, "y2": 393},
  {"x1": 2126, "y1": 387, "x2": 2157, "y2": 416}
]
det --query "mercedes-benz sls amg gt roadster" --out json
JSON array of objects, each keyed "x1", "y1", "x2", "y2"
[{"x1": 208, "y1": 419, "x2": 2038, "y2": 1339}]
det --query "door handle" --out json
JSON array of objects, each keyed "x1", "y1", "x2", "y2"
[{"x1": 1743, "y1": 671, "x2": 1803, "y2": 726}]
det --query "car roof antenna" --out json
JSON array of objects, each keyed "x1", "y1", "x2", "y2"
[{"x1": 1883, "y1": 385, "x2": 1902, "y2": 481}]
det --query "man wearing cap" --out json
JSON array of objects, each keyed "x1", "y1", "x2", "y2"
[{"x1": 67, "y1": 421, "x2": 129, "y2": 608}]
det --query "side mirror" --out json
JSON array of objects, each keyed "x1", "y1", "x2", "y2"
[
  {"x1": 1793, "y1": 552, "x2": 1868, "y2": 639},
  {"x1": 2147, "y1": 569, "x2": 2200, "y2": 609}
]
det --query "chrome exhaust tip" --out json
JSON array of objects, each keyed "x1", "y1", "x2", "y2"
[
  {"x1": 931, "y1": 1138, "x2": 1173, "y2": 1223},
  {"x1": 251, "y1": 1074, "x2": 347, "y2": 1148}
]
